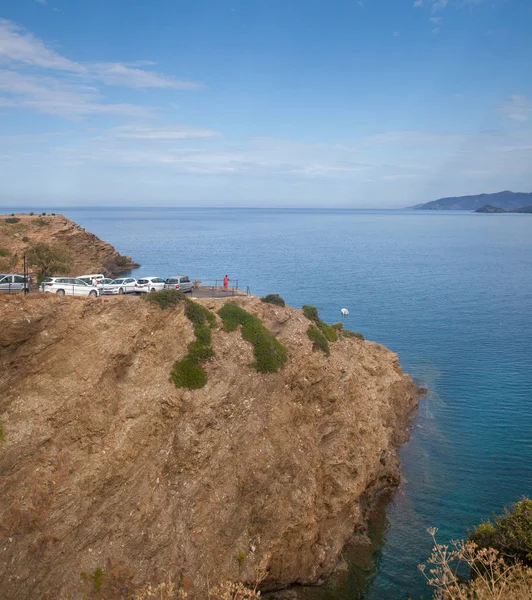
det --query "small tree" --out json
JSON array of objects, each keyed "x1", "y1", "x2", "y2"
[{"x1": 25, "y1": 242, "x2": 73, "y2": 284}]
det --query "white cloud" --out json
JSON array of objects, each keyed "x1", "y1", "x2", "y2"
[
  {"x1": 0, "y1": 19, "x2": 84, "y2": 72},
  {"x1": 89, "y1": 62, "x2": 202, "y2": 90},
  {"x1": 413, "y1": 0, "x2": 424, "y2": 7},
  {"x1": 35, "y1": 0, "x2": 47, "y2": 5},
  {"x1": 500, "y1": 95, "x2": 532, "y2": 122},
  {"x1": 430, "y1": 16, "x2": 443, "y2": 23},
  {"x1": 432, "y1": 0, "x2": 448, "y2": 12},
  {"x1": 110, "y1": 124, "x2": 221, "y2": 140},
  {"x1": 0, "y1": 69, "x2": 154, "y2": 118},
  {"x1": 0, "y1": 19, "x2": 202, "y2": 119}
]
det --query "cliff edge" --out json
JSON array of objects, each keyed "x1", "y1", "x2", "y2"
[{"x1": 0, "y1": 293, "x2": 422, "y2": 599}]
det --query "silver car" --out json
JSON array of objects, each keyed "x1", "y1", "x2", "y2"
[
  {"x1": 0, "y1": 274, "x2": 28, "y2": 294},
  {"x1": 163, "y1": 275, "x2": 194, "y2": 293}
]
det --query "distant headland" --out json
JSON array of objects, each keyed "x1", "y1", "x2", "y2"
[{"x1": 410, "y1": 190, "x2": 532, "y2": 211}]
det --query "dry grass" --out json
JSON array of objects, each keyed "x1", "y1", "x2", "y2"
[{"x1": 419, "y1": 528, "x2": 532, "y2": 600}]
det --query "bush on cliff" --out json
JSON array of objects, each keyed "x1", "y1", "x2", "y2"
[
  {"x1": 469, "y1": 499, "x2": 532, "y2": 565},
  {"x1": 260, "y1": 294, "x2": 286, "y2": 307},
  {"x1": 145, "y1": 289, "x2": 185, "y2": 309},
  {"x1": 4, "y1": 217, "x2": 20, "y2": 224},
  {"x1": 169, "y1": 299, "x2": 216, "y2": 390},
  {"x1": 307, "y1": 324, "x2": 330, "y2": 357},
  {"x1": 342, "y1": 329, "x2": 365, "y2": 340},
  {"x1": 302, "y1": 305, "x2": 338, "y2": 342},
  {"x1": 421, "y1": 499, "x2": 532, "y2": 599},
  {"x1": 218, "y1": 303, "x2": 288, "y2": 373},
  {"x1": 25, "y1": 242, "x2": 72, "y2": 284}
]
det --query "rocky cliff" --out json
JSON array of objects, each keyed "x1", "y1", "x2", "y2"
[
  {"x1": 0, "y1": 213, "x2": 139, "y2": 276},
  {"x1": 0, "y1": 293, "x2": 422, "y2": 599}
]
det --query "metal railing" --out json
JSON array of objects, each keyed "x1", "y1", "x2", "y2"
[{"x1": 192, "y1": 279, "x2": 252, "y2": 298}]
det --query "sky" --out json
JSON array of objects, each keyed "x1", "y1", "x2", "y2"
[{"x1": 0, "y1": 0, "x2": 531, "y2": 208}]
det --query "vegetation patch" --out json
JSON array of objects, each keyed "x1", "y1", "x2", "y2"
[
  {"x1": 307, "y1": 324, "x2": 330, "y2": 357},
  {"x1": 218, "y1": 303, "x2": 288, "y2": 373},
  {"x1": 32, "y1": 218, "x2": 48, "y2": 227},
  {"x1": 81, "y1": 567, "x2": 105, "y2": 592},
  {"x1": 4, "y1": 217, "x2": 20, "y2": 224},
  {"x1": 25, "y1": 242, "x2": 72, "y2": 284},
  {"x1": 0, "y1": 248, "x2": 10, "y2": 257},
  {"x1": 144, "y1": 289, "x2": 185, "y2": 310},
  {"x1": 469, "y1": 498, "x2": 532, "y2": 565},
  {"x1": 170, "y1": 299, "x2": 216, "y2": 390},
  {"x1": 260, "y1": 293, "x2": 286, "y2": 307},
  {"x1": 302, "y1": 305, "x2": 338, "y2": 342},
  {"x1": 0, "y1": 421, "x2": 4, "y2": 442},
  {"x1": 341, "y1": 329, "x2": 365, "y2": 340}
]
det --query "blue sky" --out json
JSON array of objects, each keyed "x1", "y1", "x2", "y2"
[{"x1": 0, "y1": 0, "x2": 531, "y2": 207}]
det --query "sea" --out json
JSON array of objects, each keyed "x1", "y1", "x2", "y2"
[{"x1": 9, "y1": 206, "x2": 532, "y2": 599}]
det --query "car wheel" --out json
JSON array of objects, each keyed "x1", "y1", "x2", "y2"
[
  {"x1": 89, "y1": 290, "x2": 97, "y2": 297},
  {"x1": 56, "y1": 289, "x2": 65, "y2": 296},
  {"x1": 118, "y1": 288, "x2": 124, "y2": 295},
  {"x1": 150, "y1": 288, "x2": 156, "y2": 293}
]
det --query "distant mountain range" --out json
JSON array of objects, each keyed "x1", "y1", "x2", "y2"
[
  {"x1": 411, "y1": 191, "x2": 532, "y2": 211},
  {"x1": 475, "y1": 204, "x2": 532, "y2": 214}
]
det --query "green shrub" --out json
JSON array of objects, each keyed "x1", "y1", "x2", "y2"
[
  {"x1": 0, "y1": 248, "x2": 9, "y2": 257},
  {"x1": 170, "y1": 358, "x2": 207, "y2": 389},
  {"x1": 41, "y1": 212, "x2": 46, "y2": 216},
  {"x1": 307, "y1": 324, "x2": 330, "y2": 356},
  {"x1": 218, "y1": 303, "x2": 288, "y2": 373},
  {"x1": 32, "y1": 218, "x2": 48, "y2": 227},
  {"x1": 0, "y1": 421, "x2": 4, "y2": 442},
  {"x1": 144, "y1": 289, "x2": 184, "y2": 309},
  {"x1": 29, "y1": 212, "x2": 34, "y2": 216},
  {"x1": 4, "y1": 217, "x2": 20, "y2": 224},
  {"x1": 469, "y1": 499, "x2": 532, "y2": 565},
  {"x1": 331, "y1": 322, "x2": 344, "y2": 331},
  {"x1": 302, "y1": 305, "x2": 338, "y2": 342},
  {"x1": 10, "y1": 213, "x2": 14, "y2": 216},
  {"x1": 260, "y1": 294, "x2": 286, "y2": 307},
  {"x1": 169, "y1": 299, "x2": 216, "y2": 390},
  {"x1": 185, "y1": 298, "x2": 216, "y2": 328},
  {"x1": 342, "y1": 329, "x2": 364, "y2": 340},
  {"x1": 22, "y1": 236, "x2": 29, "y2": 243}
]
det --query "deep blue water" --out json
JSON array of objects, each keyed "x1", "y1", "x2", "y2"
[{"x1": 9, "y1": 207, "x2": 532, "y2": 598}]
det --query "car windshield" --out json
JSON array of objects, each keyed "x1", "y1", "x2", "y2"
[
  {"x1": 110, "y1": 279, "x2": 124, "y2": 284},
  {"x1": 75, "y1": 279, "x2": 88, "y2": 285},
  {"x1": 166, "y1": 278, "x2": 178, "y2": 283},
  {"x1": 137, "y1": 279, "x2": 149, "y2": 284}
]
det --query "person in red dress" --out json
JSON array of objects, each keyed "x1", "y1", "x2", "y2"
[{"x1": 223, "y1": 275, "x2": 229, "y2": 289}]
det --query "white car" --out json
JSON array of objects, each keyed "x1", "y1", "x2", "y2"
[
  {"x1": 102, "y1": 277, "x2": 137, "y2": 295},
  {"x1": 135, "y1": 277, "x2": 166, "y2": 293},
  {"x1": 40, "y1": 277, "x2": 100, "y2": 297},
  {"x1": 77, "y1": 273, "x2": 105, "y2": 286}
]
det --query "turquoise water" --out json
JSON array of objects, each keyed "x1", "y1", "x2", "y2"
[{"x1": 13, "y1": 207, "x2": 532, "y2": 598}]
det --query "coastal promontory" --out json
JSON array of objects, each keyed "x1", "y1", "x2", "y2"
[
  {"x1": 0, "y1": 290, "x2": 422, "y2": 599},
  {"x1": 0, "y1": 213, "x2": 139, "y2": 277}
]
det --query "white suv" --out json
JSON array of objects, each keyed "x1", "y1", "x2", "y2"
[
  {"x1": 135, "y1": 277, "x2": 166, "y2": 293},
  {"x1": 40, "y1": 277, "x2": 100, "y2": 297}
]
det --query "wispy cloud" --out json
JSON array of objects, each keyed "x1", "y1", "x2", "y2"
[
  {"x1": 0, "y1": 19, "x2": 201, "y2": 119},
  {"x1": 34, "y1": 0, "x2": 47, "y2": 5},
  {"x1": 500, "y1": 95, "x2": 532, "y2": 122},
  {"x1": 110, "y1": 124, "x2": 221, "y2": 140},
  {"x1": 89, "y1": 63, "x2": 201, "y2": 90},
  {"x1": 0, "y1": 19, "x2": 84, "y2": 72},
  {"x1": 0, "y1": 69, "x2": 154, "y2": 118}
]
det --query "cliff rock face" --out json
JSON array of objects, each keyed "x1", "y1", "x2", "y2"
[
  {"x1": 0, "y1": 213, "x2": 139, "y2": 276},
  {"x1": 0, "y1": 294, "x2": 421, "y2": 599}
]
